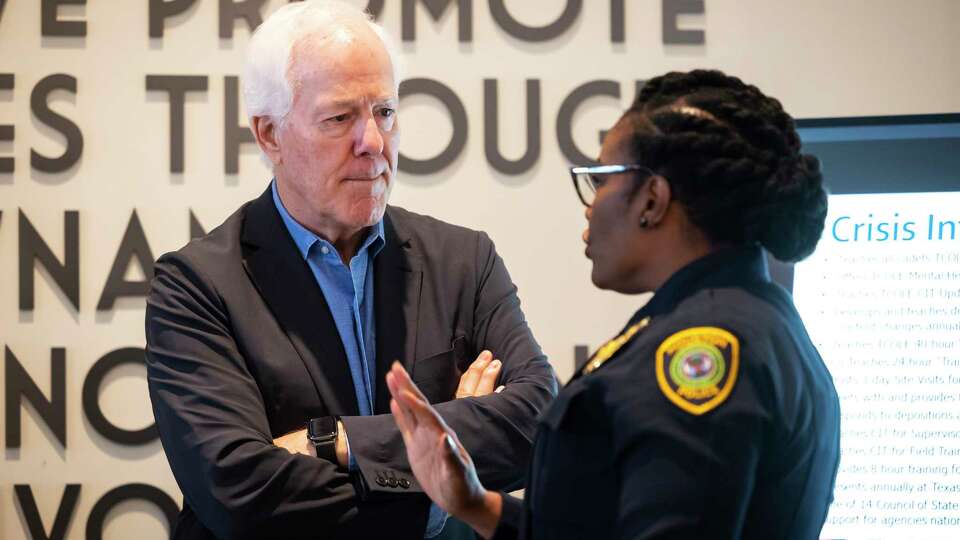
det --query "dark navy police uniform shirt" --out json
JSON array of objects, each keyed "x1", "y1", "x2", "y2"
[{"x1": 494, "y1": 245, "x2": 841, "y2": 540}]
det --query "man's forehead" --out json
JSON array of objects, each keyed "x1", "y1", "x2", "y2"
[
  {"x1": 291, "y1": 33, "x2": 394, "y2": 81},
  {"x1": 297, "y1": 63, "x2": 397, "y2": 100},
  {"x1": 289, "y1": 34, "x2": 396, "y2": 106}
]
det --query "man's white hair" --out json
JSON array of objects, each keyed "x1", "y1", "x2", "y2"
[{"x1": 242, "y1": 0, "x2": 402, "y2": 127}]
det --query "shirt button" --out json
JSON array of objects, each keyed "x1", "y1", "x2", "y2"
[{"x1": 320, "y1": 246, "x2": 330, "y2": 255}]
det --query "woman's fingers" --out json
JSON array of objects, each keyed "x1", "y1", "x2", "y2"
[
  {"x1": 390, "y1": 398, "x2": 413, "y2": 452},
  {"x1": 389, "y1": 362, "x2": 473, "y2": 476},
  {"x1": 388, "y1": 363, "x2": 451, "y2": 436},
  {"x1": 399, "y1": 389, "x2": 446, "y2": 431},
  {"x1": 447, "y1": 429, "x2": 475, "y2": 468},
  {"x1": 443, "y1": 433, "x2": 468, "y2": 472},
  {"x1": 390, "y1": 361, "x2": 429, "y2": 403},
  {"x1": 387, "y1": 370, "x2": 417, "y2": 431}
]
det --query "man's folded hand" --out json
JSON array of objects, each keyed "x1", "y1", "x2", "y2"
[{"x1": 455, "y1": 350, "x2": 504, "y2": 398}]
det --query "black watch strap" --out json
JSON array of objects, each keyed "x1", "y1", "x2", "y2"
[{"x1": 307, "y1": 416, "x2": 339, "y2": 463}]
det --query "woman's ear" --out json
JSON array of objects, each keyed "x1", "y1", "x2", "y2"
[{"x1": 634, "y1": 175, "x2": 671, "y2": 228}]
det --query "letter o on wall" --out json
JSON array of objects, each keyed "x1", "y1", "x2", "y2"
[
  {"x1": 82, "y1": 348, "x2": 158, "y2": 445},
  {"x1": 398, "y1": 78, "x2": 468, "y2": 175},
  {"x1": 86, "y1": 484, "x2": 180, "y2": 540}
]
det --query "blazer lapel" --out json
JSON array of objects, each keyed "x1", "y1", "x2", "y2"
[
  {"x1": 240, "y1": 186, "x2": 360, "y2": 416},
  {"x1": 373, "y1": 209, "x2": 422, "y2": 414}
]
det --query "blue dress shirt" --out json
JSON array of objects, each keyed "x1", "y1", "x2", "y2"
[
  {"x1": 272, "y1": 181, "x2": 383, "y2": 416},
  {"x1": 272, "y1": 181, "x2": 448, "y2": 537}
]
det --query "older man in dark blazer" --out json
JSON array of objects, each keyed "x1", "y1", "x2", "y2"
[{"x1": 144, "y1": 2, "x2": 557, "y2": 539}]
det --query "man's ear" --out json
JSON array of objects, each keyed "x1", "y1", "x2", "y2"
[
  {"x1": 635, "y1": 175, "x2": 671, "y2": 228},
  {"x1": 251, "y1": 115, "x2": 282, "y2": 165}
]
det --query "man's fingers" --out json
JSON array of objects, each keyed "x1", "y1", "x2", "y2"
[
  {"x1": 456, "y1": 350, "x2": 493, "y2": 398},
  {"x1": 474, "y1": 359, "x2": 502, "y2": 396},
  {"x1": 457, "y1": 351, "x2": 493, "y2": 398}
]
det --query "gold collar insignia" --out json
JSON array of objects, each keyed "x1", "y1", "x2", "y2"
[{"x1": 581, "y1": 317, "x2": 651, "y2": 375}]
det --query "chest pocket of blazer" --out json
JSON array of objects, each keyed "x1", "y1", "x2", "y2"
[{"x1": 412, "y1": 335, "x2": 468, "y2": 402}]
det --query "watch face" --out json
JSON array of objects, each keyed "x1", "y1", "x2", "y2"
[{"x1": 308, "y1": 416, "x2": 336, "y2": 437}]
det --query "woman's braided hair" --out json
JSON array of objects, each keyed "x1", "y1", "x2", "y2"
[{"x1": 624, "y1": 70, "x2": 827, "y2": 262}]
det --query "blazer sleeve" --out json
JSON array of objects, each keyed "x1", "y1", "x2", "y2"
[
  {"x1": 145, "y1": 252, "x2": 365, "y2": 540},
  {"x1": 342, "y1": 231, "x2": 559, "y2": 495}
]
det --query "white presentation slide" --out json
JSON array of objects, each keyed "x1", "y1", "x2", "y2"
[{"x1": 793, "y1": 191, "x2": 960, "y2": 539}]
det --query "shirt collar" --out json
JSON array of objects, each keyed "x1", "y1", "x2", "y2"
[{"x1": 271, "y1": 179, "x2": 385, "y2": 262}]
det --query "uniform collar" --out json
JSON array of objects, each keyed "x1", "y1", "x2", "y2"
[{"x1": 635, "y1": 244, "x2": 771, "y2": 321}]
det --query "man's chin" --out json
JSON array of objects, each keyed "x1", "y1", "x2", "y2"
[{"x1": 351, "y1": 201, "x2": 387, "y2": 228}]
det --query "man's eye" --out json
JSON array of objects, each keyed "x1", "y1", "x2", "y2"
[
  {"x1": 379, "y1": 108, "x2": 395, "y2": 118},
  {"x1": 589, "y1": 174, "x2": 606, "y2": 188},
  {"x1": 328, "y1": 114, "x2": 349, "y2": 123}
]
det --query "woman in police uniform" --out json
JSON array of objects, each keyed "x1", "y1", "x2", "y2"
[{"x1": 386, "y1": 70, "x2": 841, "y2": 540}]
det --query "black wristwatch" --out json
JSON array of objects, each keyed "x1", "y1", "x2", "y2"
[{"x1": 307, "y1": 416, "x2": 339, "y2": 463}]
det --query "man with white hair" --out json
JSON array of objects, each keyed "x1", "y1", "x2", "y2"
[{"x1": 145, "y1": 1, "x2": 556, "y2": 539}]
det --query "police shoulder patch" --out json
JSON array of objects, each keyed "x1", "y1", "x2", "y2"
[{"x1": 654, "y1": 326, "x2": 740, "y2": 415}]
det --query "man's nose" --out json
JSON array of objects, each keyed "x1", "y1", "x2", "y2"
[
  {"x1": 585, "y1": 207, "x2": 592, "y2": 221},
  {"x1": 354, "y1": 115, "x2": 384, "y2": 157}
]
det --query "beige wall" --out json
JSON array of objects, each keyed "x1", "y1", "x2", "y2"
[{"x1": 1, "y1": 0, "x2": 958, "y2": 538}]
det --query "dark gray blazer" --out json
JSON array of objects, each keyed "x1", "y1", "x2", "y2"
[{"x1": 145, "y1": 186, "x2": 557, "y2": 540}]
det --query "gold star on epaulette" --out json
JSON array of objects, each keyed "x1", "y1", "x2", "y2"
[{"x1": 581, "y1": 317, "x2": 651, "y2": 375}]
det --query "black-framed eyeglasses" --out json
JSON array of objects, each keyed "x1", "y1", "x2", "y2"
[{"x1": 569, "y1": 164, "x2": 654, "y2": 207}]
